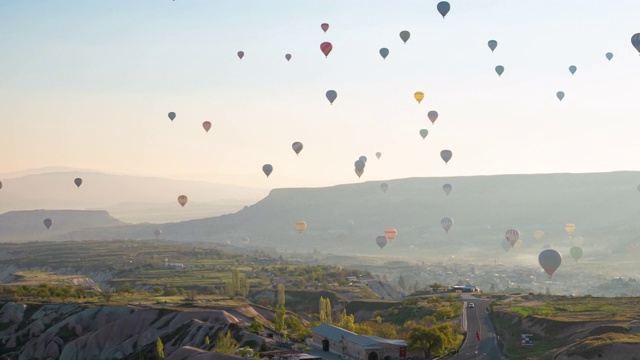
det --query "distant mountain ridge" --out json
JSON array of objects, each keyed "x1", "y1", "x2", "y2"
[{"x1": 7, "y1": 171, "x2": 638, "y2": 261}]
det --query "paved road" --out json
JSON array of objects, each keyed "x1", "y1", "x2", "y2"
[{"x1": 453, "y1": 295, "x2": 504, "y2": 360}]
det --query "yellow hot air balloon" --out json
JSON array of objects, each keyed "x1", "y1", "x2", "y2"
[
  {"x1": 414, "y1": 91, "x2": 424, "y2": 104},
  {"x1": 534, "y1": 230, "x2": 544, "y2": 240},
  {"x1": 295, "y1": 221, "x2": 307, "y2": 233},
  {"x1": 565, "y1": 223, "x2": 576, "y2": 235}
]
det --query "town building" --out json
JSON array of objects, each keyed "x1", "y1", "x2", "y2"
[{"x1": 310, "y1": 324, "x2": 407, "y2": 360}]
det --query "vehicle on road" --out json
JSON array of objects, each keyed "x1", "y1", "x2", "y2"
[{"x1": 468, "y1": 302, "x2": 475, "y2": 308}]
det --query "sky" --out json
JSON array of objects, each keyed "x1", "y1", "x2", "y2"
[{"x1": 2, "y1": 1, "x2": 640, "y2": 189}]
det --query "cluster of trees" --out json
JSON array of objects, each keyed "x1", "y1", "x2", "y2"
[
  {"x1": 225, "y1": 268, "x2": 249, "y2": 298},
  {"x1": 0, "y1": 284, "x2": 93, "y2": 301}
]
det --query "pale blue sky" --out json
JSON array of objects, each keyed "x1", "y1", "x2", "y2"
[{"x1": 2, "y1": 1, "x2": 640, "y2": 188}]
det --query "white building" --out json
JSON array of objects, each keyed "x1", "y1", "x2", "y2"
[{"x1": 311, "y1": 324, "x2": 407, "y2": 360}]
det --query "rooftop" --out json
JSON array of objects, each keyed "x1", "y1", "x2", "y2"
[{"x1": 312, "y1": 324, "x2": 406, "y2": 349}]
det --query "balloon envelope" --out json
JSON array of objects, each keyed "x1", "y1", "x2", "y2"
[
  {"x1": 321, "y1": 23, "x2": 329, "y2": 33},
  {"x1": 414, "y1": 91, "x2": 424, "y2": 104},
  {"x1": 534, "y1": 230, "x2": 544, "y2": 240},
  {"x1": 385, "y1": 228, "x2": 398, "y2": 242},
  {"x1": 74, "y1": 178, "x2": 82, "y2": 188},
  {"x1": 359, "y1": 156, "x2": 368, "y2": 163},
  {"x1": 295, "y1": 221, "x2": 307, "y2": 233},
  {"x1": 488, "y1": 40, "x2": 498, "y2": 52},
  {"x1": 379, "y1": 48, "x2": 389, "y2": 59},
  {"x1": 202, "y1": 121, "x2": 212, "y2": 133},
  {"x1": 565, "y1": 223, "x2": 576, "y2": 235},
  {"x1": 419, "y1": 129, "x2": 429, "y2": 139},
  {"x1": 505, "y1": 229, "x2": 520, "y2": 245},
  {"x1": 237, "y1": 51, "x2": 244, "y2": 59},
  {"x1": 443, "y1": 183, "x2": 452, "y2": 196},
  {"x1": 320, "y1": 42, "x2": 333, "y2": 57},
  {"x1": 428, "y1": 111, "x2": 438, "y2": 124},
  {"x1": 440, "y1": 150, "x2": 452, "y2": 164},
  {"x1": 326, "y1": 90, "x2": 338, "y2": 104},
  {"x1": 168, "y1": 112, "x2": 176, "y2": 121},
  {"x1": 632, "y1": 33, "x2": 640, "y2": 53},
  {"x1": 355, "y1": 168, "x2": 364, "y2": 178},
  {"x1": 292, "y1": 142, "x2": 303, "y2": 155},
  {"x1": 569, "y1": 65, "x2": 577, "y2": 75},
  {"x1": 570, "y1": 247, "x2": 583, "y2": 261},
  {"x1": 501, "y1": 239, "x2": 511, "y2": 252},
  {"x1": 375, "y1": 152, "x2": 382, "y2": 159},
  {"x1": 177, "y1": 195, "x2": 188, "y2": 207},
  {"x1": 606, "y1": 52, "x2": 613, "y2": 61},
  {"x1": 495, "y1": 65, "x2": 504, "y2": 76},
  {"x1": 437, "y1": 1, "x2": 451, "y2": 18},
  {"x1": 285, "y1": 53, "x2": 292, "y2": 61},
  {"x1": 539, "y1": 249, "x2": 562, "y2": 277},
  {"x1": 440, "y1": 217, "x2": 454, "y2": 233},
  {"x1": 43, "y1": 218, "x2": 52, "y2": 229},
  {"x1": 354, "y1": 160, "x2": 366, "y2": 170},
  {"x1": 262, "y1": 164, "x2": 273, "y2": 178},
  {"x1": 380, "y1": 183, "x2": 389, "y2": 193},
  {"x1": 0, "y1": 181, "x2": 2, "y2": 190},
  {"x1": 557, "y1": 91, "x2": 565, "y2": 101},
  {"x1": 376, "y1": 235, "x2": 388, "y2": 249},
  {"x1": 400, "y1": 31, "x2": 411, "y2": 44}
]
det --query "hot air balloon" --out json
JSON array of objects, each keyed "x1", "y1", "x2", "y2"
[
  {"x1": 326, "y1": 90, "x2": 337, "y2": 104},
  {"x1": 321, "y1": 23, "x2": 329, "y2": 33},
  {"x1": 375, "y1": 152, "x2": 382, "y2": 159},
  {"x1": 380, "y1": 183, "x2": 389, "y2": 193},
  {"x1": 74, "y1": 178, "x2": 82, "y2": 188},
  {"x1": 539, "y1": 249, "x2": 562, "y2": 277},
  {"x1": 292, "y1": 142, "x2": 303, "y2": 155},
  {"x1": 295, "y1": 221, "x2": 307, "y2": 233},
  {"x1": 154, "y1": 228, "x2": 162, "y2": 239},
  {"x1": 569, "y1": 65, "x2": 577, "y2": 75},
  {"x1": 359, "y1": 156, "x2": 368, "y2": 163},
  {"x1": 606, "y1": 52, "x2": 613, "y2": 61},
  {"x1": 501, "y1": 239, "x2": 511, "y2": 252},
  {"x1": 572, "y1": 236, "x2": 585, "y2": 247},
  {"x1": 202, "y1": 121, "x2": 212, "y2": 133},
  {"x1": 43, "y1": 218, "x2": 52, "y2": 230},
  {"x1": 168, "y1": 112, "x2": 176, "y2": 121},
  {"x1": 570, "y1": 247, "x2": 583, "y2": 261},
  {"x1": 556, "y1": 91, "x2": 565, "y2": 101},
  {"x1": 355, "y1": 168, "x2": 364, "y2": 178},
  {"x1": 379, "y1": 48, "x2": 389, "y2": 59},
  {"x1": 632, "y1": 33, "x2": 640, "y2": 54},
  {"x1": 414, "y1": 91, "x2": 424, "y2": 104},
  {"x1": 419, "y1": 129, "x2": 429, "y2": 139},
  {"x1": 534, "y1": 230, "x2": 544, "y2": 241},
  {"x1": 262, "y1": 164, "x2": 273, "y2": 178},
  {"x1": 488, "y1": 40, "x2": 498, "y2": 52},
  {"x1": 495, "y1": 65, "x2": 504, "y2": 77},
  {"x1": 285, "y1": 54, "x2": 292, "y2": 61},
  {"x1": 242, "y1": 237, "x2": 250, "y2": 244},
  {"x1": 376, "y1": 235, "x2": 388, "y2": 249},
  {"x1": 565, "y1": 223, "x2": 576, "y2": 235},
  {"x1": 440, "y1": 150, "x2": 452, "y2": 164},
  {"x1": 400, "y1": 31, "x2": 411, "y2": 44},
  {"x1": 428, "y1": 111, "x2": 438, "y2": 124},
  {"x1": 437, "y1": 1, "x2": 450, "y2": 18},
  {"x1": 354, "y1": 159, "x2": 366, "y2": 170},
  {"x1": 177, "y1": 195, "x2": 188, "y2": 207},
  {"x1": 320, "y1": 42, "x2": 333, "y2": 57},
  {"x1": 443, "y1": 183, "x2": 452, "y2": 196},
  {"x1": 385, "y1": 228, "x2": 398, "y2": 242},
  {"x1": 237, "y1": 51, "x2": 244, "y2": 59},
  {"x1": 440, "y1": 217, "x2": 454, "y2": 233},
  {"x1": 513, "y1": 239, "x2": 523, "y2": 249},
  {"x1": 505, "y1": 229, "x2": 520, "y2": 246}
]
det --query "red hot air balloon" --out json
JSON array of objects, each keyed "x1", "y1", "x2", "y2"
[
  {"x1": 320, "y1": 42, "x2": 333, "y2": 57},
  {"x1": 321, "y1": 23, "x2": 329, "y2": 33}
]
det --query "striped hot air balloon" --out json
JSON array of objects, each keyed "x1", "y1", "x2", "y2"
[{"x1": 385, "y1": 228, "x2": 398, "y2": 242}]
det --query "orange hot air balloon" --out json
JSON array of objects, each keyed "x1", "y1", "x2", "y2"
[
  {"x1": 295, "y1": 221, "x2": 307, "y2": 233},
  {"x1": 177, "y1": 195, "x2": 188, "y2": 207},
  {"x1": 385, "y1": 228, "x2": 398, "y2": 242}
]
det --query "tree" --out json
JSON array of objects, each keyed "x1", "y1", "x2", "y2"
[
  {"x1": 319, "y1": 297, "x2": 333, "y2": 323},
  {"x1": 275, "y1": 305, "x2": 286, "y2": 333},
  {"x1": 156, "y1": 337, "x2": 165, "y2": 360},
  {"x1": 277, "y1": 284, "x2": 286, "y2": 306},
  {"x1": 429, "y1": 282, "x2": 444, "y2": 292},
  {"x1": 100, "y1": 290, "x2": 113, "y2": 303},
  {"x1": 248, "y1": 321, "x2": 264, "y2": 333},
  {"x1": 205, "y1": 335, "x2": 210, "y2": 347},
  {"x1": 407, "y1": 325, "x2": 445, "y2": 360},
  {"x1": 338, "y1": 309, "x2": 355, "y2": 332},
  {"x1": 213, "y1": 330, "x2": 239, "y2": 355},
  {"x1": 319, "y1": 297, "x2": 327, "y2": 323},
  {"x1": 434, "y1": 307, "x2": 455, "y2": 321}
]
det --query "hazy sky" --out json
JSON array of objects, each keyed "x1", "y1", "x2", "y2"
[{"x1": 2, "y1": 1, "x2": 640, "y2": 189}]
